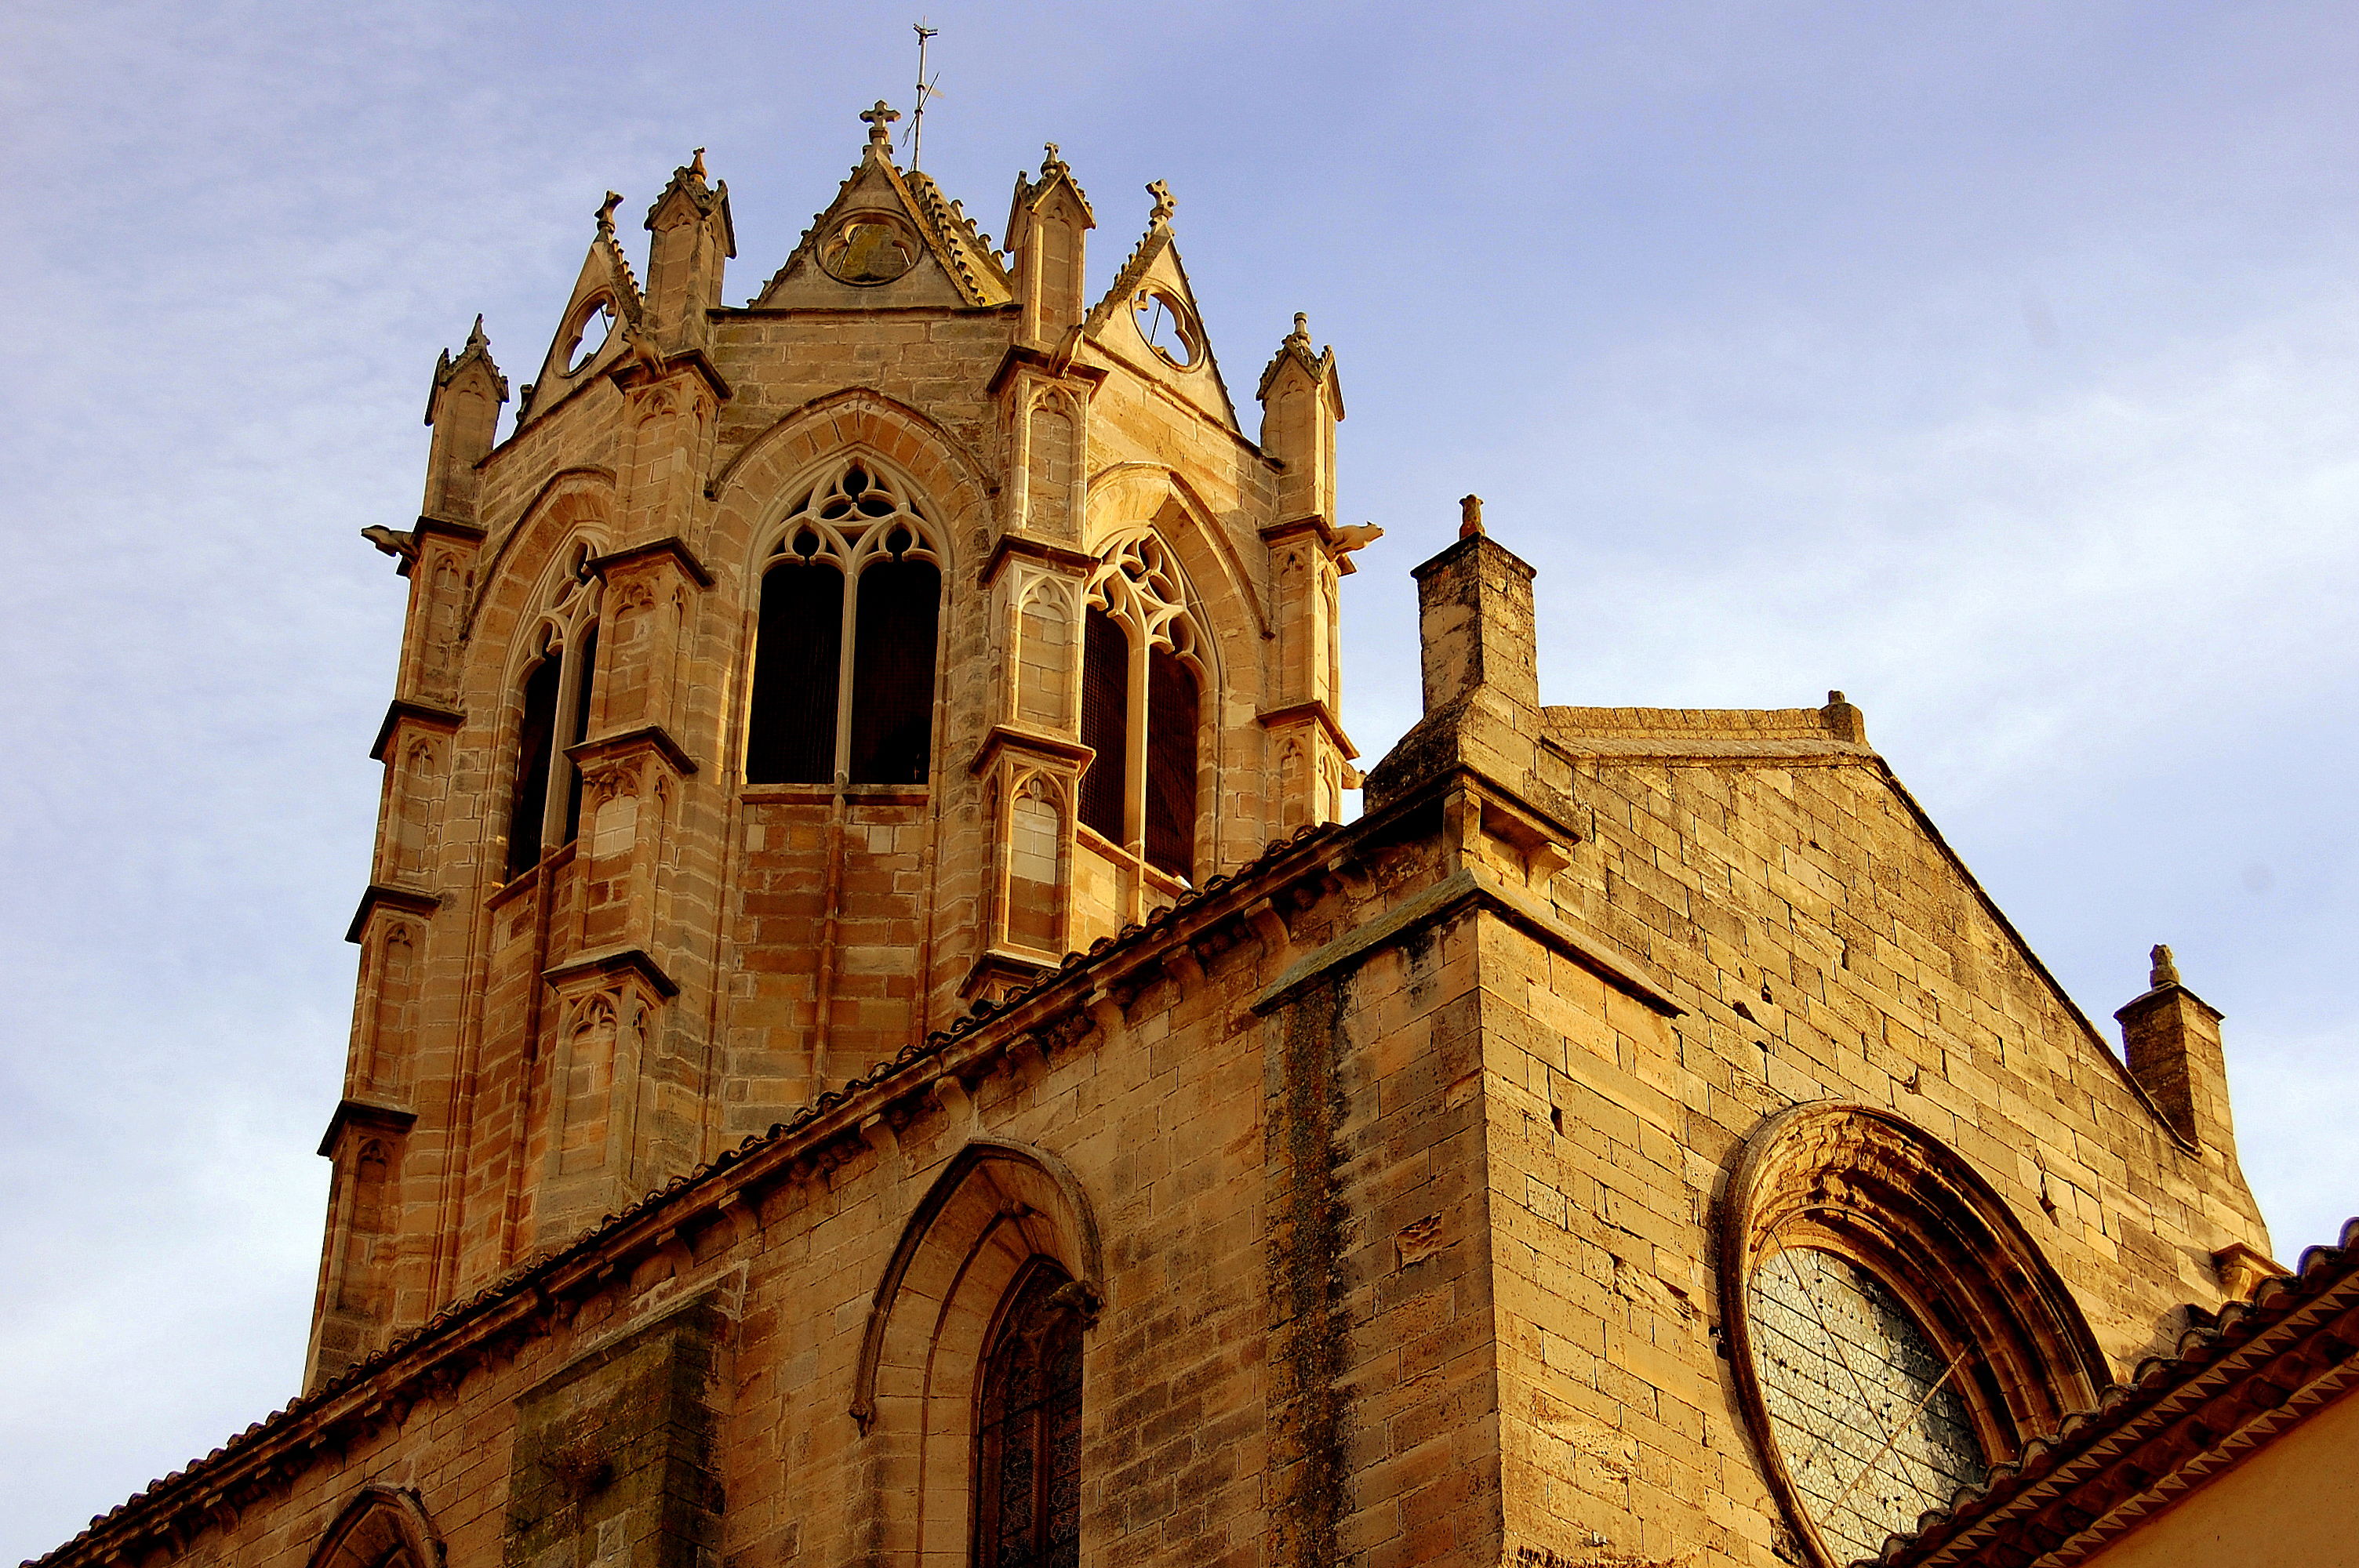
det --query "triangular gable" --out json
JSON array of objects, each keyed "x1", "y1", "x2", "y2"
[
  {"x1": 754, "y1": 108, "x2": 1011, "y2": 310},
  {"x1": 517, "y1": 194, "x2": 646, "y2": 425},
  {"x1": 1083, "y1": 186, "x2": 1241, "y2": 433}
]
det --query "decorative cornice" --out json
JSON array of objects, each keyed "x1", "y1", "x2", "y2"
[
  {"x1": 316, "y1": 1098, "x2": 418, "y2": 1160},
  {"x1": 983, "y1": 341, "x2": 1107, "y2": 398},
  {"x1": 542, "y1": 945, "x2": 681, "y2": 1000},
  {"x1": 958, "y1": 947, "x2": 1058, "y2": 1000},
  {"x1": 2114, "y1": 978, "x2": 2226, "y2": 1025},
  {"x1": 1250, "y1": 859, "x2": 1679, "y2": 1019},
  {"x1": 587, "y1": 535, "x2": 714, "y2": 591},
  {"x1": 344, "y1": 884, "x2": 441, "y2": 946},
  {"x1": 369, "y1": 699, "x2": 464, "y2": 764},
  {"x1": 413, "y1": 514, "x2": 489, "y2": 547},
  {"x1": 979, "y1": 532, "x2": 1097, "y2": 588},
  {"x1": 609, "y1": 343, "x2": 733, "y2": 405},
  {"x1": 968, "y1": 723, "x2": 1096, "y2": 778},
  {"x1": 565, "y1": 723, "x2": 700, "y2": 778},
  {"x1": 1256, "y1": 700, "x2": 1359, "y2": 762}
]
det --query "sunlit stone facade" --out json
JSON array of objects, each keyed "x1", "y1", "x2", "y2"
[{"x1": 35, "y1": 115, "x2": 2299, "y2": 1568}]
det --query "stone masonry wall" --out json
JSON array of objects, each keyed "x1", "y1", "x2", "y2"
[{"x1": 1460, "y1": 731, "x2": 2277, "y2": 1566}]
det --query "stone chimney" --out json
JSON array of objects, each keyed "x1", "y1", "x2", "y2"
[
  {"x1": 1361, "y1": 497, "x2": 1572, "y2": 826},
  {"x1": 2117, "y1": 944, "x2": 2237, "y2": 1151}
]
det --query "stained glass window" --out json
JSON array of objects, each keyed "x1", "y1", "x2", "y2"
[
  {"x1": 975, "y1": 1263, "x2": 1084, "y2": 1568},
  {"x1": 1750, "y1": 1249, "x2": 1987, "y2": 1565}
]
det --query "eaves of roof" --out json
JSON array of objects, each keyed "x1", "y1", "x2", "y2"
[{"x1": 1874, "y1": 1217, "x2": 2359, "y2": 1568}]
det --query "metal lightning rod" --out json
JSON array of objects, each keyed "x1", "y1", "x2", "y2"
[{"x1": 909, "y1": 21, "x2": 940, "y2": 169}]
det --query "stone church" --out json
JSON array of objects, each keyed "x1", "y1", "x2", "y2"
[{"x1": 35, "y1": 111, "x2": 2335, "y2": 1568}]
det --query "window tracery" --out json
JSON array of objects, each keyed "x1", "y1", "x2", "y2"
[
  {"x1": 1078, "y1": 532, "x2": 1205, "y2": 880},
  {"x1": 506, "y1": 542, "x2": 604, "y2": 880},
  {"x1": 746, "y1": 461, "x2": 943, "y2": 786},
  {"x1": 1720, "y1": 1103, "x2": 2107, "y2": 1568},
  {"x1": 976, "y1": 1261, "x2": 1085, "y2": 1568}
]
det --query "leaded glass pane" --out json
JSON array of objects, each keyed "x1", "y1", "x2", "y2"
[
  {"x1": 1750, "y1": 1249, "x2": 1986, "y2": 1565},
  {"x1": 976, "y1": 1267, "x2": 1085, "y2": 1568}
]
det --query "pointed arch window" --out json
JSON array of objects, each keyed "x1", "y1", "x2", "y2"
[
  {"x1": 976, "y1": 1260, "x2": 1085, "y2": 1568},
  {"x1": 1078, "y1": 534, "x2": 1205, "y2": 881},
  {"x1": 506, "y1": 545, "x2": 602, "y2": 880},
  {"x1": 746, "y1": 463, "x2": 943, "y2": 786}
]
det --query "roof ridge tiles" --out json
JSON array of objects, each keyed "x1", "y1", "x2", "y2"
[{"x1": 1872, "y1": 1217, "x2": 2356, "y2": 1566}]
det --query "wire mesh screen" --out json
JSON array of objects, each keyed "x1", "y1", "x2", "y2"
[
  {"x1": 562, "y1": 629, "x2": 597, "y2": 844},
  {"x1": 1078, "y1": 608, "x2": 1128, "y2": 842},
  {"x1": 848, "y1": 557, "x2": 941, "y2": 784},
  {"x1": 1144, "y1": 648, "x2": 1198, "y2": 879},
  {"x1": 746, "y1": 564, "x2": 845, "y2": 784},
  {"x1": 1751, "y1": 1249, "x2": 1986, "y2": 1565},
  {"x1": 505, "y1": 655, "x2": 562, "y2": 878}
]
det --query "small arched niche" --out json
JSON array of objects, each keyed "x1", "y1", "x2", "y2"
[
  {"x1": 1718, "y1": 1102, "x2": 2109, "y2": 1568},
  {"x1": 307, "y1": 1486, "x2": 442, "y2": 1568},
  {"x1": 852, "y1": 1139, "x2": 1104, "y2": 1568}
]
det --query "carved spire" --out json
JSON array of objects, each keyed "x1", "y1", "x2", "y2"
[
  {"x1": 1007, "y1": 140, "x2": 1095, "y2": 345},
  {"x1": 1256, "y1": 310, "x2": 1344, "y2": 521},
  {"x1": 644, "y1": 148, "x2": 736, "y2": 354},
  {"x1": 420, "y1": 317, "x2": 507, "y2": 522}
]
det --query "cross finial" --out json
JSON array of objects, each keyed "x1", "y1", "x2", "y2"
[
  {"x1": 1147, "y1": 179, "x2": 1176, "y2": 227},
  {"x1": 861, "y1": 100, "x2": 900, "y2": 148},
  {"x1": 596, "y1": 191, "x2": 623, "y2": 236},
  {"x1": 1459, "y1": 494, "x2": 1485, "y2": 539}
]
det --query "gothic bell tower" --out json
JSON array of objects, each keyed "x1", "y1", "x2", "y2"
[{"x1": 307, "y1": 112, "x2": 1376, "y2": 1388}]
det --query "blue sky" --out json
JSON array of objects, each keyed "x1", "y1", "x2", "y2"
[{"x1": 3, "y1": 1, "x2": 2355, "y2": 1556}]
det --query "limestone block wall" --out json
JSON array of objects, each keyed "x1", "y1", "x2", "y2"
[
  {"x1": 1450, "y1": 716, "x2": 2277, "y2": 1565},
  {"x1": 83, "y1": 818, "x2": 1532, "y2": 1568}
]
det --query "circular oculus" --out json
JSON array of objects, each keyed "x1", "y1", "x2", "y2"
[
  {"x1": 820, "y1": 215, "x2": 919, "y2": 285},
  {"x1": 1747, "y1": 1247, "x2": 1989, "y2": 1565}
]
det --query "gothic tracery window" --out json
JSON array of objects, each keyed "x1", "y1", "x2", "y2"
[
  {"x1": 1077, "y1": 533, "x2": 1205, "y2": 881},
  {"x1": 975, "y1": 1261, "x2": 1085, "y2": 1568},
  {"x1": 1721, "y1": 1105, "x2": 2109, "y2": 1568},
  {"x1": 746, "y1": 463, "x2": 943, "y2": 786},
  {"x1": 506, "y1": 545, "x2": 602, "y2": 879}
]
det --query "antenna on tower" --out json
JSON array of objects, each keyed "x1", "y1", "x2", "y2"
[{"x1": 908, "y1": 20, "x2": 942, "y2": 169}]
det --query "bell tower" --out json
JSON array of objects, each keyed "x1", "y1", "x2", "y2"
[{"x1": 306, "y1": 116, "x2": 1376, "y2": 1388}]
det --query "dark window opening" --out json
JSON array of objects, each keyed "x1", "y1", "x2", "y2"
[
  {"x1": 562, "y1": 629, "x2": 597, "y2": 844},
  {"x1": 746, "y1": 563, "x2": 845, "y2": 784},
  {"x1": 1078, "y1": 609, "x2": 1128, "y2": 843},
  {"x1": 505, "y1": 655, "x2": 562, "y2": 880},
  {"x1": 848, "y1": 555, "x2": 940, "y2": 784},
  {"x1": 1144, "y1": 648, "x2": 1198, "y2": 880},
  {"x1": 975, "y1": 1261, "x2": 1084, "y2": 1568}
]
